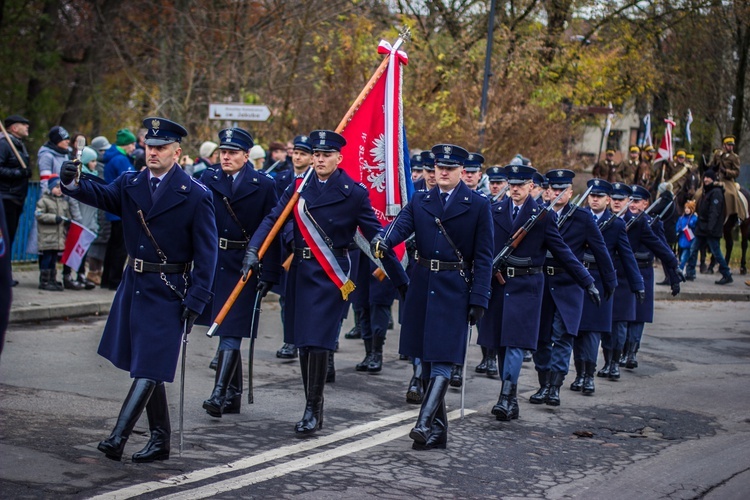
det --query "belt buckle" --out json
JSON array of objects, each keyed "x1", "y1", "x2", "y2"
[
  {"x1": 583, "y1": 261, "x2": 590, "y2": 269},
  {"x1": 219, "y1": 238, "x2": 228, "y2": 250},
  {"x1": 133, "y1": 258, "x2": 144, "y2": 273},
  {"x1": 546, "y1": 266, "x2": 555, "y2": 276},
  {"x1": 506, "y1": 267, "x2": 515, "y2": 278},
  {"x1": 430, "y1": 259, "x2": 440, "y2": 271},
  {"x1": 302, "y1": 247, "x2": 312, "y2": 259}
]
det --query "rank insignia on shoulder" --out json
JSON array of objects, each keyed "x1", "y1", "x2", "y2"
[
  {"x1": 344, "y1": 184, "x2": 349, "y2": 189},
  {"x1": 464, "y1": 196, "x2": 469, "y2": 201},
  {"x1": 253, "y1": 177, "x2": 258, "y2": 182},
  {"x1": 181, "y1": 185, "x2": 187, "y2": 190},
  {"x1": 358, "y1": 182, "x2": 367, "y2": 190}
]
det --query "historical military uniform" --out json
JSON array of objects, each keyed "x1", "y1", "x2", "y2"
[
  {"x1": 246, "y1": 130, "x2": 408, "y2": 437},
  {"x1": 380, "y1": 144, "x2": 492, "y2": 449},
  {"x1": 710, "y1": 135, "x2": 746, "y2": 221},
  {"x1": 593, "y1": 150, "x2": 620, "y2": 183},
  {"x1": 197, "y1": 128, "x2": 281, "y2": 418},
  {"x1": 572, "y1": 180, "x2": 643, "y2": 395},
  {"x1": 635, "y1": 145, "x2": 655, "y2": 187},
  {"x1": 531, "y1": 170, "x2": 615, "y2": 407},
  {"x1": 476, "y1": 165, "x2": 596, "y2": 421},
  {"x1": 617, "y1": 146, "x2": 641, "y2": 185},
  {"x1": 61, "y1": 117, "x2": 218, "y2": 463}
]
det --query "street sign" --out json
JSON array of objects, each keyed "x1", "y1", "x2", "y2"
[{"x1": 209, "y1": 103, "x2": 271, "y2": 121}]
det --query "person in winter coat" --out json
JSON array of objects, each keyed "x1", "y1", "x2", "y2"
[
  {"x1": 685, "y1": 170, "x2": 732, "y2": 284},
  {"x1": 37, "y1": 126, "x2": 71, "y2": 192},
  {"x1": 35, "y1": 175, "x2": 70, "y2": 291},
  {"x1": 66, "y1": 146, "x2": 100, "y2": 289},
  {"x1": 676, "y1": 200, "x2": 697, "y2": 273}
]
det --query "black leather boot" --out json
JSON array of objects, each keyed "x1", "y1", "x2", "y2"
[
  {"x1": 276, "y1": 343, "x2": 298, "y2": 359},
  {"x1": 582, "y1": 362, "x2": 596, "y2": 395},
  {"x1": 356, "y1": 338, "x2": 373, "y2": 371},
  {"x1": 299, "y1": 350, "x2": 309, "y2": 398},
  {"x1": 492, "y1": 381, "x2": 519, "y2": 421},
  {"x1": 485, "y1": 349, "x2": 499, "y2": 378},
  {"x1": 570, "y1": 360, "x2": 584, "y2": 391},
  {"x1": 529, "y1": 371, "x2": 550, "y2": 404},
  {"x1": 619, "y1": 342, "x2": 630, "y2": 367},
  {"x1": 63, "y1": 273, "x2": 84, "y2": 290},
  {"x1": 449, "y1": 364, "x2": 463, "y2": 387},
  {"x1": 406, "y1": 362, "x2": 424, "y2": 404},
  {"x1": 409, "y1": 376, "x2": 450, "y2": 445},
  {"x1": 132, "y1": 382, "x2": 170, "y2": 463},
  {"x1": 546, "y1": 371, "x2": 564, "y2": 406},
  {"x1": 209, "y1": 345, "x2": 220, "y2": 370},
  {"x1": 344, "y1": 309, "x2": 362, "y2": 339},
  {"x1": 202, "y1": 349, "x2": 240, "y2": 418},
  {"x1": 625, "y1": 342, "x2": 639, "y2": 369},
  {"x1": 50, "y1": 268, "x2": 63, "y2": 290},
  {"x1": 98, "y1": 379, "x2": 156, "y2": 460},
  {"x1": 326, "y1": 351, "x2": 336, "y2": 383},
  {"x1": 39, "y1": 269, "x2": 59, "y2": 291},
  {"x1": 597, "y1": 349, "x2": 611, "y2": 377},
  {"x1": 224, "y1": 352, "x2": 243, "y2": 414},
  {"x1": 368, "y1": 336, "x2": 384, "y2": 372},
  {"x1": 475, "y1": 346, "x2": 488, "y2": 373},
  {"x1": 413, "y1": 397, "x2": 448, "y2": 450},
  {"x1": 295, "y1": 350, "x2": 328, "y2": 436},
  {"x1": 608, "y1": 350, "x2": 621, "y2": 380}
]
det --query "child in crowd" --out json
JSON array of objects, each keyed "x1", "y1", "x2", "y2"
[
  {"x1": 676, "y1": 200, "x2": 698, "y2": 273},
  {"x1": 35, "y1": 174, "x2": 70, "y2": 291}
]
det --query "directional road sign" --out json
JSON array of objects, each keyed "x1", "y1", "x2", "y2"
[{"x1": 209, "y1": 104, "x2": 271, "y2": 121}]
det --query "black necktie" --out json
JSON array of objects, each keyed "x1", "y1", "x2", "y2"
[
  {"x1": 441, "y1": 192, "x2": 449, "y2": 206},
  {"x1": 593, "y1": 212, "x2": 598, "y2": 221},
  {"x1": 150, "y1": 177, "x2": 160, "y2": 196},
  {"x1": 512, "y1": 205, "x2": 519, "y2": 220},
  {"x1": 228, "y1": 174, "x2": 236, "y2": 194}
]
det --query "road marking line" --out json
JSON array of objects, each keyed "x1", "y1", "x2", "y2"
[
  {"x1": 89, "y1": 409, "x2": 420, "y2": 500},
  {"x1": 156, "y1": 409, "x2": 476, "y2": 500}
]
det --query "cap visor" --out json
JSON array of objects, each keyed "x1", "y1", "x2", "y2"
[
  {"x1": 220, "y1": 144, "x2": 244, "y2": 151},
  {"x1": 145, "y1": 138, "x2": 177, "y2": 146},
  {"x1": 549, "y1": 183, "x2": 571, "y2": 189}
]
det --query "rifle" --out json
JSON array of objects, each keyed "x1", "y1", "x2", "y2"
[
  {"x1": 597, "y1": 200, "x2": 632, "y2": 232},
  {"x1": 649, "y1": 199, "x2": 674, "y2": 227},
  {"x1": 491, "y1": 183, "x2": 510, "y2": 202},
  {"x1": 491, "y1": 189, "x2": 568, "y2": 285},
  {"x1": 557, "y1": 185, "x2": 593, "y2": 229},
  {"x1": 625, "y1": 196, "x2": 661, "y2": 232}
]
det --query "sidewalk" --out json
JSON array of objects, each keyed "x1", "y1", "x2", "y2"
[{"x1": 8, "y1": 265, "x2": 750, "y2": 324}]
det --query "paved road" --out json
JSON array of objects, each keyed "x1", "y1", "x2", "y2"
[{"x1": 1, "y1": 298, "x2": 749, "y2": 499}]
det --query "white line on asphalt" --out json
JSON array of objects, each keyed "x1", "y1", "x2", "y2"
[
  {"x1": 89, "y1": 409, "x2": 421, "y2": 500},
  {"x1": 156, "y1": 409, "x2": 476, "y2": 500}
]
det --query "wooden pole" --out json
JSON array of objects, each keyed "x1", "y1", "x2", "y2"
[{"x1": 0, "y1": 121, "x2": 28, "y2": 170}]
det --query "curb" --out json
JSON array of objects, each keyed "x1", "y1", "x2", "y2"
[
  {"x1": 9, "y1": 300, "x2": 113, "y2": 324},
  {"x1": 655, "y1": 292, "x2": 749, "y2": 301}
]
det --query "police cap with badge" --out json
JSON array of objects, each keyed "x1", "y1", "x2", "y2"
[
  {"x1": 503, "y1": 164, "x2": 536, "y2": 184},
  {"x1": 293, "y1": 135, "x2": 313, "y2": 154},
  {"x1": 431, "y1": 144, "x2": 469, "y2": 167},
  {"x1": 143, "y1": 117, "x2": 188, "y2": 146},
  {"x1": 218, "y1": 128, "x2": 254, "y2": 152},
  {"x1": 420, "y1": 151, "x2": 436, "y2": 171},
  {"x1": 587, "y1": 178, "x2": 612, "y2": 196},
  {"x1": 463, "y1": 152, "x2": 485, "y2": 172},
  {"x1": 532, "y1": 171, "x2": 547, "y2": 189},
  {"x1": 411, "y1": 153, "x2": 424, "y2": 172},
  {"x1": 610, "y1": 182, "x2": 632, "y2": 200},
  {"x1": 310, "y1": 130, "x2": 346, "y2": 152},
  {"x1": 487, "y1": 166, "x2": 507, "y2": 182},
  {"x1": 630, "y1": 185, "x2": 651, "y2": 201},
  {"x1": 545, "y1": 169, "x2": 575, "y2": 189}
]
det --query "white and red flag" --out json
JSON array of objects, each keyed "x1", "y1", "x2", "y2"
[
  {"x1": 338, "y1": 39, "x2": 409, "y2": 264},
  {"x1": 653, "y1": 118, "x2": 675, "y2": 165},
  {"x1": 61, "y1": 221, "x2": 96, "y2": 270}
]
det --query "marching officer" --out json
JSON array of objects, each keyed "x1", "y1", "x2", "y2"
[
  {"x1": 571, "y1": 179, "x2": 644, "y2": 395},
  {"x1": 414, "y1": 150, "x2": 436, "y2": 191},
  {"x1": 461, "y1": 152, "x2": 484, "y2": 191},
  {"x1": 197, "y1": 127, "x2": 281, "y2": 418},
  {"x1": 600, "y1": 184, "x2": 680, "y2": 379},
  {"x1": 373, "y1": 144, "x2": 493, "y2": 449},
  {"x1": 410, "y1": 153, "x2": 424, "y2": 183},
  {"x1": 243, "y1": 130, "x2": 408, "y2": 437},
  {"x1": 477, "y1": 164, "x2": 597, "y2": 421},
  {"x1": 487, "y1": 166, "x2": 508, "y2": 201},
  {"x1": 531, "y1": 171, "x2": 547, "y2": 204},
  {"x1": 530, "y1": 169, "x2": 614, "y2": 407},
  {"x1": 61, "y1": 117, "x2": 218, "y2": 462}
]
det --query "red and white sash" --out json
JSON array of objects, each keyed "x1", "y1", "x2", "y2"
[{"x1": 294, "y1": 197, "x2": 356, "y2": 300}]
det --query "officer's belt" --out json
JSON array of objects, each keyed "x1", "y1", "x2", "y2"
[
  {"x1": 582, "y1": 252, "x2": 598, "y2": 269},
  {"x1": 417, "y1": 256, "x2": 468, "y2": 271},
  {"x1": 127, "y1": 256, "x2": 190, "y2": 274},
  {"x1": 294, "y1": 247, "x2": 348, "y2": 259},
  {"x1": 544, "y1": 266, "x2": 567, "y2": 275},
  {"x1": 636, "y1": 260, "x2": 652, "y2": 268},
  {"x1": 500, "y1": 266, "x2": 542, "y2": 278},
  {"x1": 219, "y1": 238, "x2": 247, "y2": 250},
  {"x1": 634, "y1": 251, "x2": 653, "y2": 268}
]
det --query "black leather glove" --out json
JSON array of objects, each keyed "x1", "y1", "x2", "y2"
[
  {"x1": 397, "y1": 283, "x2": 408, "y2": 301},
  {"x1": 636, "y1": 289, "x2": 646, "y2": 304},
  {"x1": 241, "y1": 246, "x2": 260, "y2": 279},
  {"x1": 586, "y1": 283, "x2": 601, "y2": 307},
  {"x1": 468, "y1": 305, "x2": 485, "y2": 326},
  {"x1": 666, "y1": 266, "x2": 682, "y2": 296},
  {"x1": 60, "y1": 160, "x2": 79, "y2": 185},
  {"x1": 257, "y1": 280, "x2": 273, "y2": 298},
  {"x1": 55, "y1": 215, "x2": 63, "y2": 224},
  {"x1": 603, "y1": 284, "x2": 615, "y2": 302},
  {"x1": 670, "y1": 281, "x2": 680, "y2": 297},
  {"x1": 181, "y1": 305, "x2": 199, "y2": 334},
  {"x1": 371, "y1": 235, "x2": 388, "y2": 259},
  {"x1": 405, "y1": 235, "x2": 417, "y2": 255}
]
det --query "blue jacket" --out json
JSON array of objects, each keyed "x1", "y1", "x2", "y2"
[
  {"x1": 249, "y1": 168, "x2": 407, "y2": 350},
  {"x1": 477, "y1": 196, "x2": 593, "y2": 351},
  {"x1": 580, "y1": 208, "x2": 643, "y2": 332},
  {"x1": 385, "y1": 182, "x2": 493, "y2": 363},
  {"x1": 676, "y1": 214, "x2": 697, "y2": 249},
  {"x1": 63, "y1": 165, "x2": 217, "y2": 382},
  {"x1": 102, "y1": 145, "x2": 135, "y2": 221},
  {"x1": 196, "y1": 164, "x2": 281, "y2": 337}
]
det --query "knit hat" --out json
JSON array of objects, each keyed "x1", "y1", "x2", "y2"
[
  {"x1": 199, "y1": 141, "x2": 219, "y2": 159},
  {"x1": 80, "y1": 146, "x2": 98, "y2": 166},
  {"x1": 48, "y1": 126, "x2": 70, "y2": 145},
  {"x1": 48, "y1": 174, "x2": 61, "y2": 190},
  {"x1": 90, "y1": 136, "x2": 111, "y2": 151},
  {"x1": 249, "y1": 145, "x2": 265, "y2": 161},
  {"x1": 116, "y1": 129, "x2": 136, "y2": 146},
  {"x1": 703, "y1": 169, "x2": 717, "y2": 181}
]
